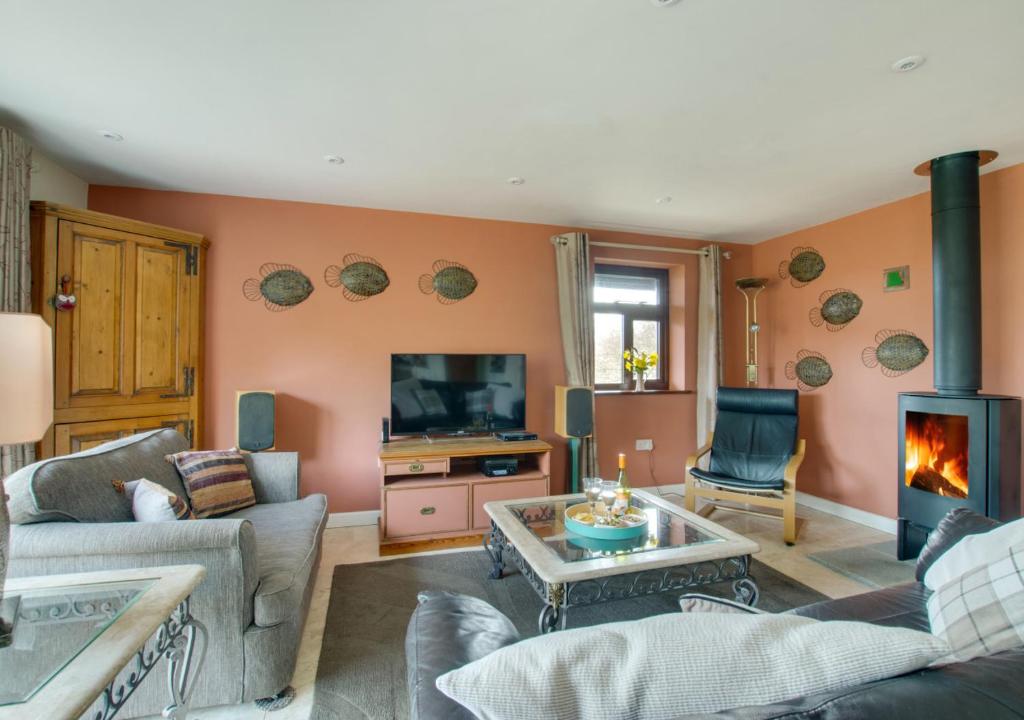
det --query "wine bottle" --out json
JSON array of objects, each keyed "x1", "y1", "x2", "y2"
[
  {"x1": 616, "y1": 453, "x2": 630, "y2": 490},
  {"x1": 613, "y1": 453, "x2": 631, "y2": 516}
]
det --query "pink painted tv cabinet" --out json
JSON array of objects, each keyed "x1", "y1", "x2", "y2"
[{"x1": 378, "y1": 437, "x2": 552, "y2": 544}]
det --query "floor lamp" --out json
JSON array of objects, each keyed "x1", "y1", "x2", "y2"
[
  {"x1": 0, "y1": 313, "x2": 53, "y2": 646},
  {"x1": 735, "y1": 278, "x2": 769, "y2": 386}
]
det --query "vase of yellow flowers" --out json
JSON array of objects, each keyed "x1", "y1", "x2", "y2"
[{"x1": 623, "y1": 348, "x2": 658, "y2": 392}]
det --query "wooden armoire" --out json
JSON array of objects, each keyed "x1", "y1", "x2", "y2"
[{"x1": 30, "y1": 202, "x2": 207, "y2": 458}]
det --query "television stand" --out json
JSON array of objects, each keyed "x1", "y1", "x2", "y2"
[{"x1": 378, "y1": 436, "x2": 552, "y2": 545}]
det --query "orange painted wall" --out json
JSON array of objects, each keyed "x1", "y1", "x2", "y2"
[
  {"x1": 88, "y1": 186, "x2": 748, "y2": 512},
  {"x1": 750, "y1": 162, "x2": 1024, "y2": 518}
]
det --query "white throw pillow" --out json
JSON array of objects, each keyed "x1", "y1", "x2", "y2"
[
  {"x1": 928, "y1": 541, "x2": 1024, "y2": 662},
  {"x1": 117, "y1": 478, "x2": 193, "y2": 522},
  {"x1": 436, "y1": 612, "x2": 949, "y2": 720},
  {"x1": 924, "y1": 517, "x2": 1024, "y2": 591},
  {"x1": 678, "y1": 593, "x2": 766, "y2": 615}
]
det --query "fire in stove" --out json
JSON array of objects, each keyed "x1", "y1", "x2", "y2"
[{"x1": 905, "y1": 411, "x2": 969, "y2": 499}]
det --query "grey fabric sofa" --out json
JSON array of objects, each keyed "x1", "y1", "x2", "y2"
[{"x1": 4, "y1": 428, "x2": 327, "y2": 717}]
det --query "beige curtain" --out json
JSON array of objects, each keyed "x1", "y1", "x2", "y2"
[
  {"x1": 696, "y1": 244, "x2": 723, "y2": 447},
  {"x1": 0, "y1": 127, "x2": 35, "y2": 476},
  {"x1": 551, "y1": 231, "x2": 599, "y2": 479}
]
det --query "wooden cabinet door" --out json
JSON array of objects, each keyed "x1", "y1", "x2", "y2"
[
  {"x1": 54, "y1": 222, "x2": 192, "y2": 408},
  {"x1": 131, "y1": 235, "x2": 192, "y2": 403},
  {"x1": 54, "y1": 414, "x2": 192, "y2": 456}
]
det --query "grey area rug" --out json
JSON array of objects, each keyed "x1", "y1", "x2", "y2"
[
  {"x1": 807, "y1": 540, "x2": 916, "y2": 589},
  {"x1": 310, "y1": 549, "x2": 828, "y2": 720}
]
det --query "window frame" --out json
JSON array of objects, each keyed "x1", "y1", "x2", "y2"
[{"x1": 592, "y1": 263, "x2": 669, "y2": 391}]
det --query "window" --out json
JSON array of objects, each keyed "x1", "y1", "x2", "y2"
[{"x1": 593, "y1": 264, "x2": 669, "y2": 390}]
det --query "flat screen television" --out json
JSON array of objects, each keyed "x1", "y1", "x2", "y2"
[{"x1": 390, "y1": 353, "x2": 526, "y2": 436}]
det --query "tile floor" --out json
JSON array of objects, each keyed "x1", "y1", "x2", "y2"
[{"x1": 176, "y1": 499, "x2": 895, "y2": 719}]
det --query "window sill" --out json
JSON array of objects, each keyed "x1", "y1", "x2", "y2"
[{"x1": 595, "y1": 389, "x2": 693, "y2": 396}]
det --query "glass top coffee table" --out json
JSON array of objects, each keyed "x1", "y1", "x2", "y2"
[
  {"x1": 483, "y1": 489, "x2": 761, "y2": 632},
  {"x1": 0, "y1": 566, "x2": 206, "y2": 720}
]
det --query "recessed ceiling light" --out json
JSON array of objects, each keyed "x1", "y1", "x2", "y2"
[
  {"x1": 651, "y1": 0, "x2": 682, "y2": 6},
  {"x1": 507, "y1": 176, "x2": 525, "y2": 186},
  {"x1": 98, "y1": 130, "x2": 124, "y2": 142},
  {"x1": 891, "y1": 55, "x2": 925, "y2": 73},
  {"x1": 323, "y1": 154, "x2": 345, "y2": 164},
  {"x1": 655, "y1": 195, "x2": 673, "y2": 205}
]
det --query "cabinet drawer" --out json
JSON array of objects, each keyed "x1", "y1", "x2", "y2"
[
  {"x1": 383, "y1": 458, "x2": 449, "y2": 477},
  {"x1": 472, "y1": 477, "x2": 549, "y2": 530},
  {"x1": 385, "y1": 484, "x2": 468, "y2": 538}
]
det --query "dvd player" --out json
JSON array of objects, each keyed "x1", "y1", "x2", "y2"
[
  {"x1": 496, "y1": 431, "x2": 538, "y2": 442},
  {"x1": 479, "y1": 457, "x2": 519, "y2": 477}
]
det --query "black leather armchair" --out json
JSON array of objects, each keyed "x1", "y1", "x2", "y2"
[{"x1": 685, "y1": 387, "x2": 806, "y2": 544}]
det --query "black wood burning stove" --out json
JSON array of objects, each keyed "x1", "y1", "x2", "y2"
[
  {"x1": 897, "y1": 393, "x2": 1020, "y2": 558},
  {"x1": 896, "y1": 150, "x2": 1022, "y2": 559}
]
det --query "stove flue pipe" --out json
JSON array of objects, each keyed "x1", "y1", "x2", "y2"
[{"x1": 915, "y1": 150, "x2": 997, "y2": 397}]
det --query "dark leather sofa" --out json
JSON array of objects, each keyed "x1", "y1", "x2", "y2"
[{"x1": 406, "y1": 508, "x2": 1024, "y2": 719}]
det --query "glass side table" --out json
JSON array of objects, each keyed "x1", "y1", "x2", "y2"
[{"x1": 0, "y1": 565, "x2": 207, "y2": 720}]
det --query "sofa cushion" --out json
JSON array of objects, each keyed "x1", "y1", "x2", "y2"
[
  {"x1": 928, "y1": 541, "x2": 1024, "y2": 662},
  {"x1": 167, "y1": 449, "x2": 257, "y2": 518},
  {"x1": 226, "y1": 493, "x2": 327, "y2": 628},
  {"x1": 923, "y1": 516, "x2": 1024, "y2": 591},
  {"x1": 406, "y1": 592, "x2": 521, "y2": 720},
  {"x1": 788, "y1": 581, "x2": 931, "y2": 632},
  {"x1": 5, "y1": 428, "x2": 190, "y2": 524},
  {"x1": 116, "y1": 478, "x2": 194, "y2": 522},
  {"x1": 435, "y1": 612, "x2": 949, "y2": 720},
  {"x1": 916, "y1": 508, "x2": 1002, "y2": 582}
]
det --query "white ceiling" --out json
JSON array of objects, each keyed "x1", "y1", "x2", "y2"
[{"x1": 2, "y1": 0, "x2": 1022, "y2": 243}]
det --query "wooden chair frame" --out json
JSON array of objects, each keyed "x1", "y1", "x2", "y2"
[{"x1": 684, "y1": 432, "x2": 807, "y2": 545}]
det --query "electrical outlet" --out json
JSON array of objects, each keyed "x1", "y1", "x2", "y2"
[{"x1": 635, "y1": 439, "x2": 654, "y2": 451}]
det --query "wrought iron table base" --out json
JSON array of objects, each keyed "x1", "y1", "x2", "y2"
[
  {"x1": 485, "y1": 522, "x2": 759, "y2": 634},
  {"x1": 92, "y1": 596, "x2": 208, "y2": 720}
]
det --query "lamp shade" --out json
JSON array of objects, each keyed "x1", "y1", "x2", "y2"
[{"x1": 0, "y1": 313, "x2": 53, "y2": 444}]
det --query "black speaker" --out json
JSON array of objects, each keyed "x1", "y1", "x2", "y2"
[
  {"x1": 382, "y1": 417, "x2": 390, "y2": 444},
  {"x1": 236, "y1": 390, "x2": 276, "y2": 452},
  {"x1": 554, "y1": 385, "x2": 594, "y2": 438}
]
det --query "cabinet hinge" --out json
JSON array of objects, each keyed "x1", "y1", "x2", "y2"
[
  {"x1": 164, "y1": 241, "x2": 199, "y2": 276},
  {"x1": 159, "y1": 366, "x2": 195, "y2": 399}
]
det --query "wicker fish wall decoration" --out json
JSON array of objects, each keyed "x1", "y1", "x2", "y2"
[
  {"x1": 324, "y1": 254, "x2": 390, "y2": 302},
  {"x1": 419, "y1": 259, "x2": 477, "y2": 304},
  {"x1": 779, "y1": 247, "x2": 826, "y2": 288},
  {"x1": 785, "y1": 349, "x2": 833, "y2": 391},
  {"x1": 242, "y1": 263, "x2": 314, "y2": 311},
  {"x1": 862, "y1": 330, "x2": 930, "y2": 377},
  {"x1": 809, "y1": 289, "x2": 863, "y2": 331}
]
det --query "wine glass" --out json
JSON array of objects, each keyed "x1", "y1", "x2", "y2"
[
  {"x1": 583, "y1": 477, "x2": 602, "y2": 514},
  {"x1": 599, "y1": 482, "x2": 617, "y2": 522}
]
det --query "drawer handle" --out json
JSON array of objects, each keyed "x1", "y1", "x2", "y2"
[
  {"x1": 409, "y1": 462, "x2": 424, "y2": 473},
  {"x1": 420, "y1": 506, "x2": 436, "y2": 516}
]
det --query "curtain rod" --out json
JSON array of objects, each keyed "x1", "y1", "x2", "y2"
[{"x1": 588, "y1": 240, "x2": 731, "y2": 259}]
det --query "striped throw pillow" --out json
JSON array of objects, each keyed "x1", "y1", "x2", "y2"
[
  {"x1": 165, "y1": 449, "x2": 257, "y2": 518},
  {"x1": 927, "y1": 541, "x2": 1024, "y2": 662}
]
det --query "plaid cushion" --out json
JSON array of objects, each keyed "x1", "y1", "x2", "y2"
[
  {"x1": 927, "y1": 541, "x2": 1024, "y2": 661},
  {"x1": 166, "y1": 449, "x2": 257, "y2": 518}
]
